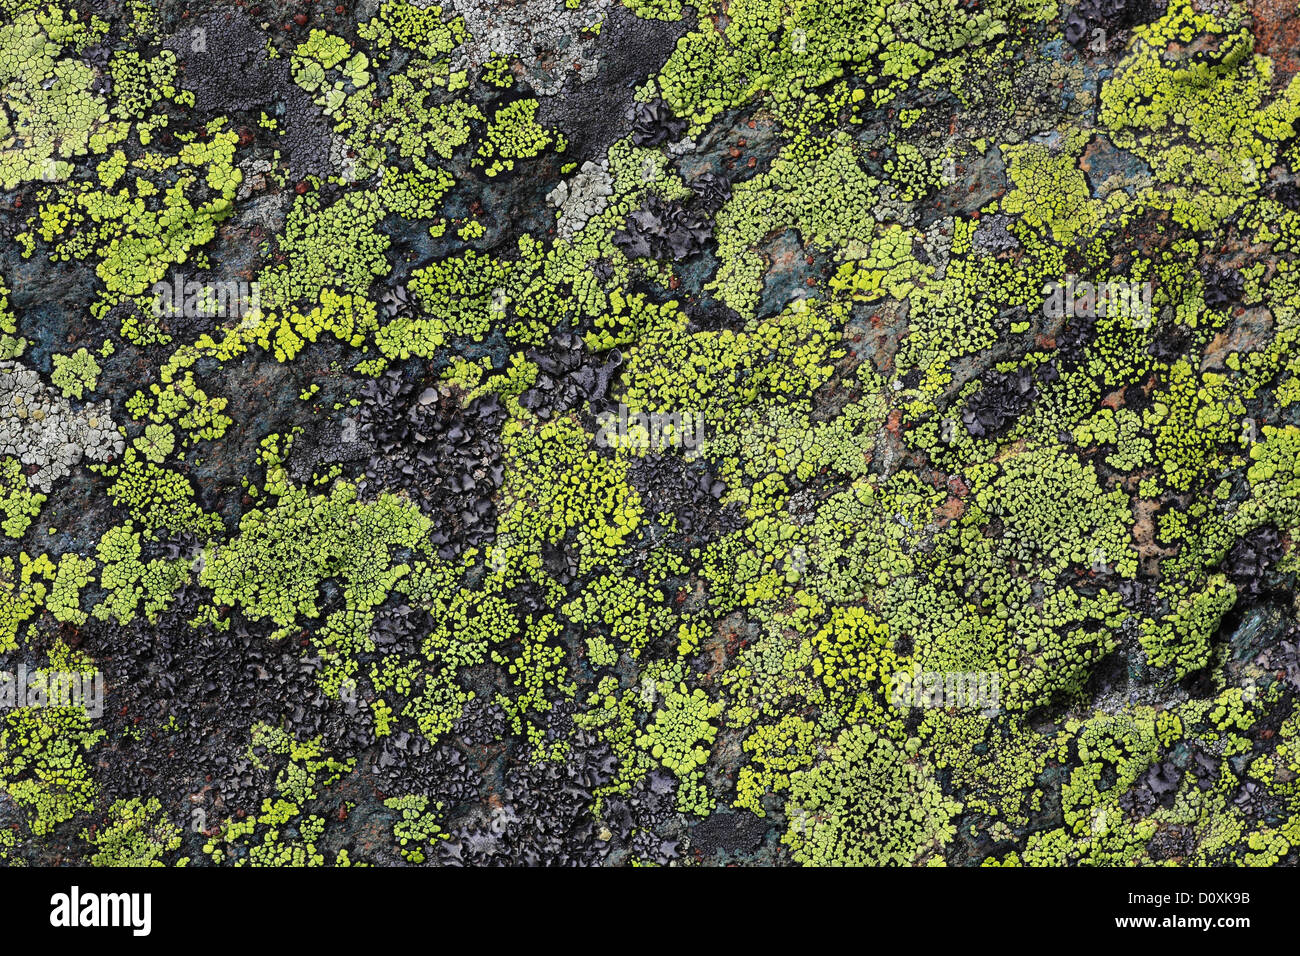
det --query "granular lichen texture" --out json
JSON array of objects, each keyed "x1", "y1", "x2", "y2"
[{"x1": 0, "y1": 0, "x2": 1298, "y2": 869}]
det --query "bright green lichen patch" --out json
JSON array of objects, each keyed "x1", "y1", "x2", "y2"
[
  {"x1": 0, "y1": 457, "x2": 45, "y2": 538},
  {"x1": 1, "y1": 0, "x2": 1298, "y2": 870},
  {"x1": 82, "y1": 797, "x2": 185, "y2": 866},
  {"x1": 50, "y1": 347, "x2": 101, "y2": 399},
  {"x1": 0, "y1": 4, "x2": 109, "y2": 190},
  {"x1": 783, "y1": 725, "x2": 961, "y2": 865}
]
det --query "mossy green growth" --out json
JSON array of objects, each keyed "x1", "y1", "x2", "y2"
[
  {"x1": 1100, "y1": 0, "x2": 1300, "y2": 211},
  {"x1": 0, "y1": 702, "x2": 106, "y2": 836},
  {"x1": 108, "y1": 49, "x2": 178, "y2": 120},
  {"x1": 81, "y1": 797, "x2": 184, "y2": 866},
  {"x1": 133, "y1": 423, "x2": 176, "y2": 463},
  {"x1": 202, "y1": 724, "x2": 357, "y2": 866},
  {"x1": 384, "y1": 794, "x2": 447, "y2": 864},
  {"x1": 20, "y1": 119, "x2": 242, "y2": 334},
  {"x1": 783, "y1": 725, "x2": 960, "y2": 865},
  {"x1": 92, "y1": 522, "x2": 191, "y2": 625},
  {"x1": 255, "y1": 192, "x2": 389, "y2": 328},
  {"x1": 95, "y1": 449, "x2": 223, "y2": 539},
  {"x1": 0, "y1": 3, "x2": 110, "y2": 190},
  {"x1": 200, "y1": 437, "x2": 435, "y2": 695},
  {"x1": 563, "y1": 571, "x2": 675, "y2": 659},
  {"x1": 475, "y1": 99, "x2": 558, "y2": 177},
  {"x1": 0, "y1": 456, "x2": 45, "y2": 538},
  {"x1": 498, "y1": 416, "x2": 644, "y2": 575},
  {"x1": 50, "y1": 347, "x2": 101, "y2": 400},
  {"x1": 357, "y1": 0, "x2": 466, "y2": 60},
  {"x1": 635, "y1": 682, "x2": 722, "y2": 814},
  {"x1": 967, "y1": 447, "x2": 1137, "y2": 580}
]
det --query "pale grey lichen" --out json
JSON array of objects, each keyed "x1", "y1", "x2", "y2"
[
  {"x1": 447, "y1": 0, "x2": 612, "y2": 96},
  {"x1": 0, "y1": 361, "x2": 124, "y2": 493},
  {"x1": 547, "y1": 159, "x2": 613, "y2": 239}
]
